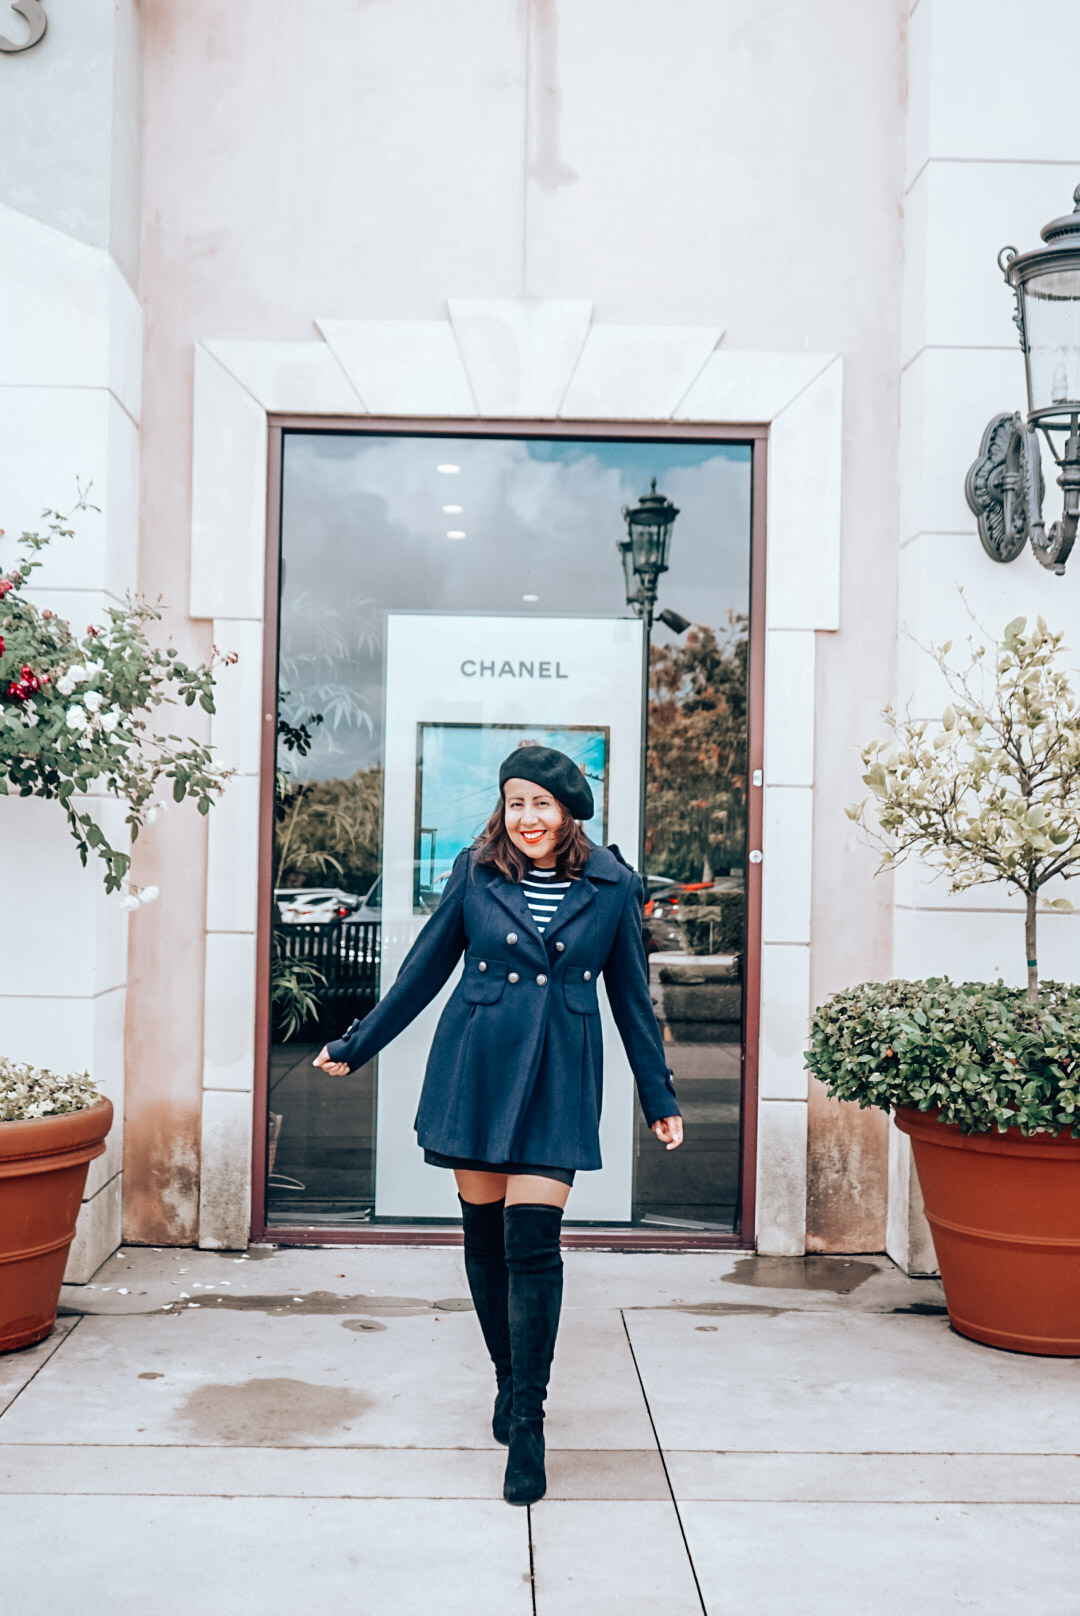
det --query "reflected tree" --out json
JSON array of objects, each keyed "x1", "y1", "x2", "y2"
[{"x1": 645, "y1": 613, "x2": 748, "y2": 881}]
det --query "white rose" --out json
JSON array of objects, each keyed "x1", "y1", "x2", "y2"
[
  {"x1": 65, "y1": 704, "x2": 88, "y2": 730},
  {"x1": 57, "y1": 674, "x2": 76, "y2": 696},
  {"x1": 83, "y1": 690, "x2": 104, "y2": 712},
  {"x1": 144, "y1": 806, "x2": 158, "y2": 824},
  {"x1": 140, "y1": 886, "x2": 160, "y2": 905},
  {"x1": 67, "y1": 665, "x2": 88, "y2": 686},
  {"x1": 99, "y1": 709, "x2": 120, "y2": 733},
  {"x1": 84, "y1": 661, "x2": 104, "y2": 680},
  {"x1": 119, "y1": 895, "x2": 140, "y2": 912},
  {"x1": 23, "y1": 712, "x2": 39, "y2": 728}
]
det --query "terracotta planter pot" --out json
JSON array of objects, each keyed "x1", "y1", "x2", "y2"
[
  {"x1": 895, "y1": 1104, "x2": 1080, "y2": 1356},
  {"x1": 0, "y1": 1098, "x2": 113, "y2": 1354}
]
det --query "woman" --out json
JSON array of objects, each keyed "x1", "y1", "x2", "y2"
[{"x1": 314, "y1": 742, "x2": 683, "y2": 1505}]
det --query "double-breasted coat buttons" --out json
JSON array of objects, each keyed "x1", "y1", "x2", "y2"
[{"x1": 325, "y1": 843, "x2": 681, "y2": 1172}]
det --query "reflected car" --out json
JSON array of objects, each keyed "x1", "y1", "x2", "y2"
[
  {"x1": 344, "y1": 871, "x2": 446, "y2": 925},
  {"x1": 275, "y1": 887, "x2": 360, "y2": 924}
]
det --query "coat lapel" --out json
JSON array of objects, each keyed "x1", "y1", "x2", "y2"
[
  {"x1": 482, "y1": 869, "x2": 544, "y2": 945},
  {"x1": 539, "y1": 875, "x2": 595, "y2": 946},
  {"x1": 478, "y1": 844, "x2": 625, "y2": 950}
]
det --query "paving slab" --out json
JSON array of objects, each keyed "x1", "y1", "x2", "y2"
[
  {"x1": 0, "y1": 1309, "x2": 505, "y2": 1448},
  {"x1": 58, "y1": 1243, "x2": 471, "y2": 1316},
  {"x1": 679, "y1": 1501, "x2": 1080, "y2": 1616},
  {"x1": 0, "y1": 1442, "x2": 669, "y2": 1500},
  {"x1": 625, "y1": 1308, "x2": 1080, "y2": 1454},
  {"x1": 0, "y1": 1304, "x2": 652, "y2": 1451},
  {"x1": 567, "y1": 1250, "x2": 944, "y2": 1314},
  {"x1": 531, "y1": 1500, "x2": 702, "y2": 1615},
  {"x1": 2, "y1": 1494, "x2": 532, "y2": 1616},
  {"x1": 665, "y1": 1450, "x2": 1080, "y2": 1503},
  {"x1": 0, "y1": 1317, "x2": 77, "y2": 1414},
  {"x1": 0, "y1": 1442, "x2": 508, "y2": 1498}
]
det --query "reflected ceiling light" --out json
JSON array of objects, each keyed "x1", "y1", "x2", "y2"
[
  {"x1": 522, "y1": 594, "x2": 539, "y2": 602},
  {"x1": 442, "y1": 504, "x2": 463, "y2": 513},
  {"x1": 446, "y1": 530, "x2": 466, "y2": 540},
  {"x1": 437, "y1": 464, "x2": 460, "y2": 474}
]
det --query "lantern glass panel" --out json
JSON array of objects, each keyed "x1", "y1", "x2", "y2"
[
  {"x1": 618, "y1": 538, "x2": 638, "y2": 601},
  {"x1": 1020, "y1": 264, "x2": 1080, "y2": 418},
  {"x1": 629, "y1": 518, "x2": 673, "y2": 574}
]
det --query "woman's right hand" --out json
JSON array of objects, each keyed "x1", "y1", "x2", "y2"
[{"x1": 312, "y1": 1045, "x2": 350, "y2": 1077}]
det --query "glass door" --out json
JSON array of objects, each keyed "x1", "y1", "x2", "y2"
[{"x1": 264, "y1": 429, "x2": 753, "y2": 1234}]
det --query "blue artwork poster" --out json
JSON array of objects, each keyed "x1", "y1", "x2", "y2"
[{"x1": 414, "y1": 723, "x2": 609, "y2": 903}]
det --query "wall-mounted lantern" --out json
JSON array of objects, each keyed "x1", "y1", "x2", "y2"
[{"x1": 967, "y1": 185, "x2": 1080, "y2": 575}]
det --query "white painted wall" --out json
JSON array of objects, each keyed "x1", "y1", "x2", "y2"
[
  {"x1": 0, "y1": 2, "x2": 143, "y2": 1280},
  {"x1": 889, "y1": 0, "x2": 1080, "y2": 1271}
]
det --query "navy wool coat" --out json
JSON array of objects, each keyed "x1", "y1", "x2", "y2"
[{"x1": 326, "y1": 842, "x2": 680, "y2": 1170}]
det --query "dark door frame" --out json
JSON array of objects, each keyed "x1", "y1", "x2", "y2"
[{"x1": 251, "y1": 415, "x2": 768, "y2": 1250}]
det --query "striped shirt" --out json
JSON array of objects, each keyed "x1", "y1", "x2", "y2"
[{"x1": 522, "y1": 865, "x2": 571, "y2": 933}]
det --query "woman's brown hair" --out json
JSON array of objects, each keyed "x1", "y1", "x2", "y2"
[{"x1": 474, "y1": 794, "x2": 592, "y2": 883}]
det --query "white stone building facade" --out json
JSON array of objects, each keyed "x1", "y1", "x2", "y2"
[{"x1": 2, "y1": 0, "x2": 1077, "y2": 1275}]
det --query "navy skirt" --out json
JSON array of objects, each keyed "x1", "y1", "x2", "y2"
[{"x1": 423, "y1": 1149, "x2": 575, "y2": 1188}]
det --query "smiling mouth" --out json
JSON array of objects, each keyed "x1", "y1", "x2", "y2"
[{"x1": 521, "y1": 828, "x2": 548, "y2": 843}]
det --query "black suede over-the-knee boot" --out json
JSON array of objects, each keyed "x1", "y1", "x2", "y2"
[
  {"x1": 459, "y1": 1196, "x2": 514, "y2": 1444},
  {"x1": 503, "y1": 1202, "x2": 564, "y2": 1506}
]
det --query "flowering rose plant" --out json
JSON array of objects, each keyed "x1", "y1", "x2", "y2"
[{"x1": 0, "y1": 507, "x2": 234, "y2": 894}]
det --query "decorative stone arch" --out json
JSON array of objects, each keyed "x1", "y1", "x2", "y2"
[{"x1": 189, "y1": 301, "x2": 842, "y2": 1254}]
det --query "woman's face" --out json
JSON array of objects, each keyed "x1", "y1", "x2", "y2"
[{"x1": 503, "y1": 778, "x2": 565, "y2": 867}]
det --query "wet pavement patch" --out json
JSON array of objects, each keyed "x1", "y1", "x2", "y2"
[
  {"x1": 628, "y1": 1302, "x2": 789, "y2": 1318},
  {"x1": 340, "y1": 1318, "x2": 387, "y2": 1333},
  {"x1": 890, "y1": 1302, "x2": 949, "y2": 1316},
  {"x1": 171, "y1": 1291, "x2": 474, "y2": 1317},
  {"x1": 176, "y1": 1377, "x2": 371, "y2": 1444},
  {"x1": 60, "y1": 1290, "x2": 476, "y2": 1320},
  {"x1": 722, "y1": 1255, "x2": 877, "y2": 1294}
]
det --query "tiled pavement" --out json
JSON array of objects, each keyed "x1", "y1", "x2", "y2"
[{"x1": 2, "y1": 1247, "x2": 1078, "y2": 1614}]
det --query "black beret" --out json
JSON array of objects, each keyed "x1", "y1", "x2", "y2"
[{"x1": 498, "y1": 744, "x2": 595, "y2": 822}]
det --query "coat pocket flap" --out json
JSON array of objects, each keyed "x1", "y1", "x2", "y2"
[
  {"x1": 462, "y1": 955, "x2": 508, "y2": 1004},
  {"x1": 563, "y1": 968, "x2": 600, "y2": 1015}
]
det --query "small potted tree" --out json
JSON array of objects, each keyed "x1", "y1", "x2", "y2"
[
  {"x1": 808, "y1": 615, "x2": 1080, "y2": 1355},
  {"x1": 0, "y1": 508, "x2": 232, "y2": 1351}
]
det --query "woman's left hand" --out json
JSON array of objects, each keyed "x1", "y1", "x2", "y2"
[{"x1": 652, "y1": 1115, "x2": 683, "y2": 1150}]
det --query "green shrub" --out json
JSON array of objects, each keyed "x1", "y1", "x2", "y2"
[{"x1": 807, "y1": 977, "x2": 1080, "y2": 1137}]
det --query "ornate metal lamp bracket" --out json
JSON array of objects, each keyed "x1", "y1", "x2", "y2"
[
  {"x1": 966, "y1": 412, "x2": 1077, "y2": 575},
  {"x1": 0, "y1": 1, "x2": 47, "y2": 52}
]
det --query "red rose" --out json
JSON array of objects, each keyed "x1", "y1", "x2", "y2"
[{"x1": 0, "y1": 578, "x2": 12, "y2": 599}]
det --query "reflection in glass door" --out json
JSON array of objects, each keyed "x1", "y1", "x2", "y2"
[{"x1": 265, "y1": 429, "x2": 754, "y2": 1234}]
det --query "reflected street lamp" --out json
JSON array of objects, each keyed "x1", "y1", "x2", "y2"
[
  {"x1": 967, "y1": 185, "x2": 1080, "y2": 574},
  {"x1": 619, "y1": 479, "x2": 681, "y2": 633},
  {"x1": 619, "y1": 479, "x2": 680, "y2": 873}
]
